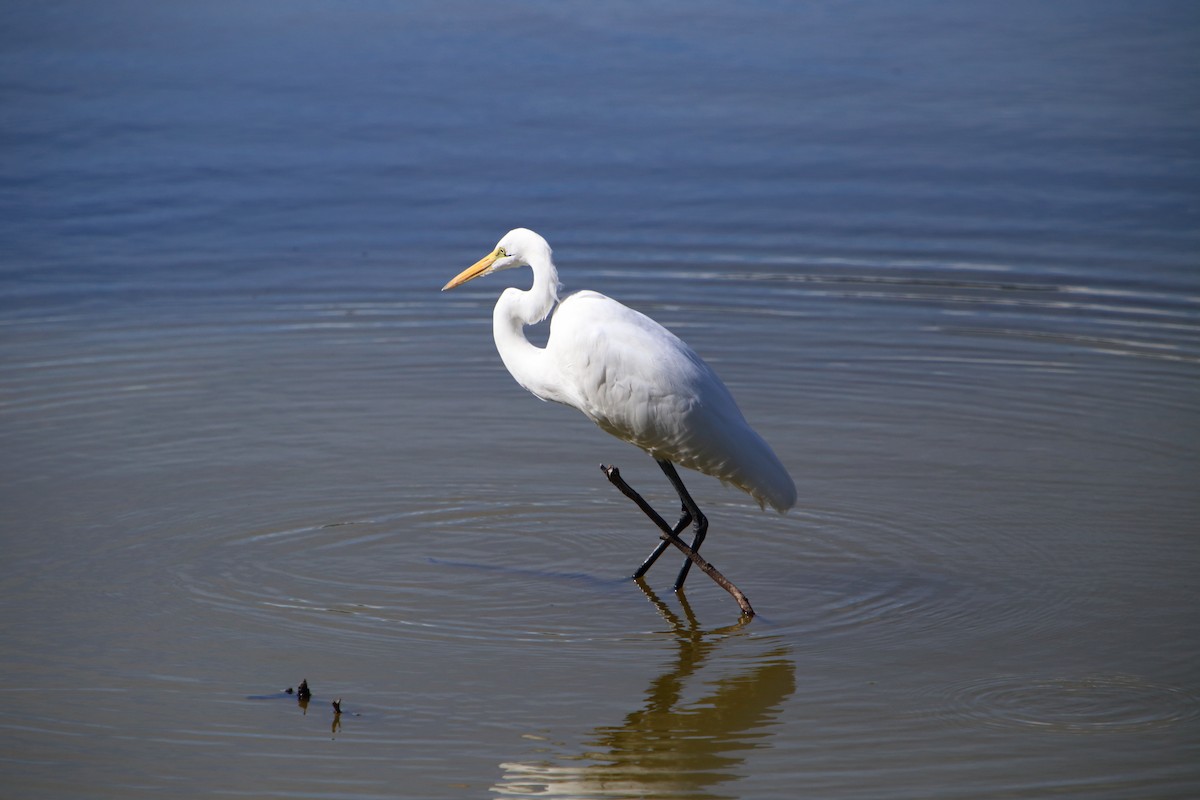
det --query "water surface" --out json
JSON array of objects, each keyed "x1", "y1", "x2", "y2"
[{"x1": 2, "y1": 2, "x2": 1199, "y2": 797}]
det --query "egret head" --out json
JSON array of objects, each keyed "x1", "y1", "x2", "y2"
[{"x1": 442, "y1": 228, "x2": 552, "y2": 291}]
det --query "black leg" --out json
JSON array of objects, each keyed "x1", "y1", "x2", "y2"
[
  {"x1": 632, "y1": 503, "x2": 690, "y2": 579},
  {"x1": 600, "y1": 463, "x2": 754, "y2": 617},
  {"x1": 657, "y1": 461, "x2": 708, "y2": 591}
]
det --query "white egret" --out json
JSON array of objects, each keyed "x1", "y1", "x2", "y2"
[{"x1": 442, "y1": 229, "x2": 795, "y2": 615}]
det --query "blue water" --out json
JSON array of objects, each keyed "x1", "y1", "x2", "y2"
[{"x1": 2, "y1": 2, "x2": 1199, "y2": 798}]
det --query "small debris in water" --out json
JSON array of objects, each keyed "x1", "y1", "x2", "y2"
[{"x1": 296, "y1": 679, "x2": 312, "y2": 701}]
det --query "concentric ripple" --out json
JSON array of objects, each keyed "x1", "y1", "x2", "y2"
[
  {"x1": 922, "y1": 674, "x2": 1200, "y2": 734},
  {"x1": 175, "y1": 492, "x2": 679, "y2": 654}
]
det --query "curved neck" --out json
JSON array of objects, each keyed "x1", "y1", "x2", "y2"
[{"x1": 492, "y1": 253, "x2": 569, "y2": 404}]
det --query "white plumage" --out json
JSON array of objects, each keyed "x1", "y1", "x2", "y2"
[
  {"x1": 546, "y1": 290, "x2": 795, "y2": 513},
  {"x1": 443, "y1": 228, "x2": 795, "y2": 603}
]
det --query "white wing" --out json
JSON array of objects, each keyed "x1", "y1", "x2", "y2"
[{"x1": 546, "y1": 290, "x2": 796, "y2": 512}]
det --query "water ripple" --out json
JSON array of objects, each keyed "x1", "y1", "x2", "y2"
[
  {"x1": 176, "y1": 495, "x2": 677, "y2": 654},
  {"x1": 920, "y1": 674, "x2": 1200, "y2": 734}
]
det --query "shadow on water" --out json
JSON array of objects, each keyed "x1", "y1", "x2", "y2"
[
  {"x1": 491, "y1": 582, "x2": 795, "y2": 799},
  {"x1": 426, "y1": 555, "x2": 630, "y2": 591}
]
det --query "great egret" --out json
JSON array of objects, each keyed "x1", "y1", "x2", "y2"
[{"x1": 442, "y1": 229, "x2": 795, "y2": 615}]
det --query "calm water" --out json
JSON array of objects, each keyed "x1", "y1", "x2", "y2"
[{"x1": 3, "y1": 2, "x2": 1199, "y2": 797}]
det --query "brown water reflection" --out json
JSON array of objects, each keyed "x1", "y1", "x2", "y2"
[{"x1": 493, "y1": 583, "x2": 795, "y2": 799}]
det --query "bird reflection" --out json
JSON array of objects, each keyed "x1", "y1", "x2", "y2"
[{"x1": 492, "y1": 583, "x2": 795, "y2": 799}]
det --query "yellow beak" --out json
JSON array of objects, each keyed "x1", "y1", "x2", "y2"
[{"x1": 442, "y1": 248, "x2": 502, "y2": 291}]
